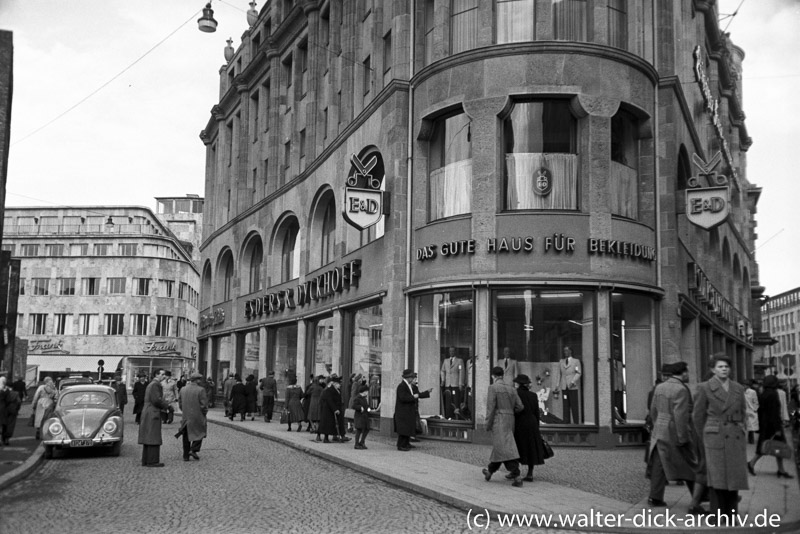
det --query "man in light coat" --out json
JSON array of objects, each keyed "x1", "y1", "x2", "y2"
[
  {"x1": 482, "y1": 366, "x2": 525, "y2": 487},
  {"x1": 161, "y1": 371, "x2": 178, "y2": 424},
  {"x1": 177, "y1": 372, "x2": 208, "y2": 461},
  {"x1": 646, "y1": 362, "x2": 702, "y2": 510},
  {"x1": 138, "y1": 369, "x2": 170, "y2": 467}
]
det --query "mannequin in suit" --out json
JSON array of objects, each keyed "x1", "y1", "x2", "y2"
[
  {"x1": 555, "y1": 346, "x2": 582, "y2": 424},
  {"x1": 440, "y1": 346, "x2": 465, "y2": 419},
  {"x1": 500, "y1": 347, "x2": 518, "y2": 383}
]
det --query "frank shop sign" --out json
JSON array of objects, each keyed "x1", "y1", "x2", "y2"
[
  {"x1": 342, "y1": 149, "x2": 388, "y2": 231},
  {"x1": 685, "y1": 152, "x2": 730, "y2": 230}
]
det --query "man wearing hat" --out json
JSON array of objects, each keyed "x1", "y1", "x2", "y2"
[
  {"x1": 395, "y1": 369, "x2": 421, "y2": 451},
  {"x1": 318, "y1": 374, "x2": 348, "y2": 443},
  {"x1": 132, "y1": 374, "x2": 147, "y2": 425},
  {"x1": 646, "y1": 361, "x2": 703, "y2": 511},
  {"x1": 177, "y1": 372, "x2": 208, "y2": 461},
  {"x1": 260, "y1": 371, "x2": 278, "y2": 423},
  {"x1": 482, "y1": 366, "x2": 525, "y2": 487}
]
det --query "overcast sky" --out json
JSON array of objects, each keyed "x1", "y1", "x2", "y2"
[{"x1": 2, "y1": 0, "x2": 799, "y2": 296}]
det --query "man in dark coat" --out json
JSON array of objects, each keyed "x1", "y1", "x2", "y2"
[
  {"x1": 11, "y1": 377, "x2": 27, "y2": 403},
  {"x1": 482, "y1": 366, "x2": 524, "y2": 487},
  {"x1": 646, "y1": 362, "x2": 702, "y2": 510},
  {"x1": 0, "y1": 376, "x2": 22, "y2": 446},
  {"x1": 394, "y1": 369, "x2": 420, "y2": 451},
  {"x1": 137, "y1": 369, "x2": 170, "y2": 467},
  {"x1": 111, "y1": 375, "x2": 128, "y2": 414},
  {"x1": 178, "y1": 372, "x2": 208, "y2": 461},
  {"x1": 318, "y1": 374, "x2": 344, "y2": 443},
  {"x1": 260, "y1": 371, "x2": 278, "y2": 422},
  {"x1": 132, "y1": 375, "x2": 147, "y2": 424},
  {"x1": 229, "y1": 375, "x2": 247, "y2": 421}
]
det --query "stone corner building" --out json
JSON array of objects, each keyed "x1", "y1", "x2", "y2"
[{"x1": 198, "y1": 0, "x2": 764, "y2": 448}]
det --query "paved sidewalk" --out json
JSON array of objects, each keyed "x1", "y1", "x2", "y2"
[
  {"x1": 2, "y1": 405, "x2": 797, "y2": 532},
  {"x1": 205, "y1": 410, "x2": 799, "y2": 533}
]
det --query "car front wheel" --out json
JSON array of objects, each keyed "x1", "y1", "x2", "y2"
[
  {"x1": 44, "y1": 445, "x2": 54, "y2": 459},
  {"x1": 110, "y1": 441, "x2": 121, "y2": 457}
]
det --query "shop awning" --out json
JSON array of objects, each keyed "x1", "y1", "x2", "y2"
[{"x1": 26, "y1": 355, "x2": 125, "y2": 373}]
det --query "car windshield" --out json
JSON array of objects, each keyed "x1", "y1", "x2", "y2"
[{"x1": 60, "y1": 391, "x2": 114, "y2": 407}]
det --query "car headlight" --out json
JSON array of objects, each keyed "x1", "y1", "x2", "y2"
[
  {"x1": 103, "y1": 420, "x2": 117, "y2": 434},
  {"x1": 48, "y1": 421, "x2": 63, "y2": 435}
]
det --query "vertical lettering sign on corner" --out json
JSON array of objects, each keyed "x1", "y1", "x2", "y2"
[
  {"x1": 685, "y1": 152, "x2": 730, "y2": 230},
  {"x1": 343, "y1": 149, "x2": 387, "y2": 231}
]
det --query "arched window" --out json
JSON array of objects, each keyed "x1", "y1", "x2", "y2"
[
  {"x1": 218, "y1": 250, "x2": 234, "y2": 302},
  {"x1": 281, "y1": 220, "x2": 300, "y2": 282},
  {"x1": 429, "y1": 111, "x2": 472, "y2": 220},
  {"x1": 201, "y1": 262, "x2": 212, "y2": 308},
  {"x1": 320, "y1": 201, "x2": 336, "y2": 267},
  {"x1": 504, "y1": 100, "x2": 576, "y2": 210},
  {"x1": 248, "y1": 239, "x2": 263, "y2": 293}
]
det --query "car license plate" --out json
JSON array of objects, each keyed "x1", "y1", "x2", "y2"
[{"x1": 71, "y1": 439, "x2": 94, "y2": 447}]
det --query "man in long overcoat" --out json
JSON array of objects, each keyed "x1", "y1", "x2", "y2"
[
  {"x1": 178, "y1": 372, "x2": 208, "y2": 461},
  {"x1": 693, "y1": 355, "x2": 748, "y2": 517},
  {"x1": 132, "y1": 375, "x2": 147, "y2": 424},
  {"x1": 482, "y1": 366, "x2": 524, "y2": 487},
  {"x1": 394, "y1": 369, "x2": 419, "y2": 451},
  {"x1": 646, "y1": 362, "x2": 701, "y2": 508},
  {"x1": 318, "y1": 374, "x2": 344, "y2": 442},
  {"x1": 138, "y1": 369, "x2": 170, "y2": 467}
]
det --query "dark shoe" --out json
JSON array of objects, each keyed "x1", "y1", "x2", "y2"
[
  {"x1": 505, "y1": 472, "x2": 516, "y2": 480},
  {"x1": 251, "y1": 416, "x2": 255, "y2": 421},
  {"x1": 183, "y1": 457, "x2": 191, "y2": 462},
  {"x1": 340, "y1": 436, "x2": 351, "y2": 442},
  {"x1": 523, "y1": 475, "x2": 534, "y2": 482},
  {"x1": 297, "y1": 425, "x2": 302, "y2": 432},
  {"x1": 747, "y1": 461, "x2": 756, "y2": 476},
  {"x1": 332, "y1": 436, "x2": 341, "y2": 442},
  {"x1": 354, "y1": 443, "x2": 364, "y2": 450},
  {"x1": 315, "y1": 436, "x2": 322, "y2": 442},
  {"x1": 146, "y1": 463, "x2": 165, "y2": 468},
  {"x1": 397, "y1": 446, "x2": 410, "y2": 452},
  {"x1": 264, "y1": 417, "x2": 270, "y2": 423},
  {"x1": 777, "y1": 471, "x2": 794, "y2": 479},
  {"x1": 189, "y1": 452, "x2": 200, "y2": 460},
  {"x1": 410, "y1": 437, "x2": 420, "y2": 442},
  {"x1": 648, "y1": 498, "x2": 667, "y2": 507},
  {"x1": 688, "y1": 505, "x2": 707, "y2": 515},
  {"x1": 407, "y1": 444, "x2": 416, "y2": 449},
  {"x1": 360, "y1": 444, "x2": 368, "y2": 449},
  {"x1": 323, "y1": 438, "x2": 331, "y2": 444},
  {"x1": 512, "y1": 477, "x2": 523, "y2": 487},
  {"x1": 228, "y1": 416, "x2": 234, "y2": 421},
  {"x1": 287, "y1": 427, "x2": 293, "y2": 431},
  {"x1": 482, "y1": 468, "x2": 492, "y2": 481}
]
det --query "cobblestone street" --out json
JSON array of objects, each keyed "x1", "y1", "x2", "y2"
[{"x1": 0, "y1": 414, "x2": 554, "y2": 534}]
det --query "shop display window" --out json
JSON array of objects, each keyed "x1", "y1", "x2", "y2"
[
  {"x1": 308, "y1": 316, "x2": 335, "y2": 377},
  {"x1": 411, "y1": 291, "x2": 475, "y2": 423},
  {"x1": 493, "y1": 289, "x2": 595, "y2": 425},
  {"x1": 272, "y1": 324, "x2": 298, "y2": 397},
  {"x1": 243, "y1": 330, "x2": 260, "y2": 379},
  {"x1": 429, "y1": 112, "x2": 472, "y2": 221},
  {"x1": 611, "y1": 292, "x2": 655, "y2": 426},
  {"x1": 503, "y1": 101, "x2": 577, "y2": 210},
  {"x1": 349, "y1": 304, "x2": 383, "y2": 412}
]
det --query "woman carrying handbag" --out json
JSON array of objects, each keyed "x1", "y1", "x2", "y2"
[{"x1": 748, "y1": 375, "x2": 794, "y2": 478}]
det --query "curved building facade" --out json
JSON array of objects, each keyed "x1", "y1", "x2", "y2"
[{"x1": 198, "y1": 0, "x2": 762, "y2": 447}]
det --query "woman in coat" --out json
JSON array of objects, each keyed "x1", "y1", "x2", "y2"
[
  {"x1": 747, "y1": 375, "x2": 793, "y2": 478},
  {"x1": 743, "y1": 380, "x2": 759, "y2": 444},
  {"x1": 513, "y1": 375, "x2": 546, "y2": 481},
  {"x1": 306, "y1": 375, "x2": 325, "y2": 434},
  {"x1": 693, "y1": 355, "x2": 748, "y2": 516},
  {"x1": 317, "y1": 375, "x2": 343, "y2": 442},
  {"x1": 31, "y1": 377, "x2": 57, "y2": 439},
  {"x1": 244, "y1": 375, "x2": 258, "y2": 421},
  {"x1": 228, "y1": 375, "x2": 247, "y2": 421},
  {"x1": 284, "y1": 377, "x2": 305, "y2": 431}
]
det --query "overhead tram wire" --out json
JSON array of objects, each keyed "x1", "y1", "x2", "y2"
[
  {"x1": 720, "y1": 0, "x2": 746, "y2": 33},
  {"x1": 10, "y1": 9, "x2": 203, "y2": 147}
]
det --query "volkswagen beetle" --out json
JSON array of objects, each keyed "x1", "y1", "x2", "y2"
[{"x1": 42, "y1": 384, "x2": 124, "y2": 459}]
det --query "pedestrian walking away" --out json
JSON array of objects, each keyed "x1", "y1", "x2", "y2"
[
  {"x1": 261, "y1": 371, "x2": 277, "y2": 422},
  {"x1": 748, "y1": 375, "x2": 794, "y2": 479},
  {"x1": 137, "y1": 368, "x2": 171, "y2": 467},
  {"x1": 176, "y1": 372, "x2": 208, "y2": 462},
  {"x1": 284, "y1": 376, "x2": 305, "y2": 431},
  {"x1": 482, "y1": 366, "x2": 525, "y2": 487},
  {"x1": 511, "y1": 374, "x2": 546, "y2": 482},
  {"x1": 244, "y1": 374, "x2": 258, "y2": 421},
  {"x1": 229, "y1": 375, "x2": 247, "y2": 421},
  {"x1": 693, "y1": 355, "x2": 748, "y2": 519}
]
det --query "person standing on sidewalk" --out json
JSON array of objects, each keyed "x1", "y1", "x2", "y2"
[
  {"x1": 177, "y1": 372, "x2": 208, "y2": 462},
  {"x1": 0, "y1": 376, "x2": 22, "y2": 446},
  {"x1": 11, "y1": 376, "x2": 27, "y2": 404},
  {"x1": 352, "y1": 385, "x2": 373, "y2": 449},
  {"x1": 161, "y1": 371, "x2": 178, "y2": 424},
  {"x1": 482, "y1": 366, "x2": 524, "y2": 487},
  {"x1": 747, "y1": 375, "x2": 794, "y2": 479},
  {"x1": 693, "y1": 355, "x2": 748, "y2": 518},
  {"x1": 222, "y1": 373, "x2": 236, "y2": 417},
  {"x1": 138, "y1": 369, "x2": 170, "y2": 467},
  {"x1": 645, "y1": 362, "x2": 703, "y2": 512},
  {"x1": 111, "y1": 375, "x2": 128, "y2": 414},
  {"x1": 133, "y1": 374, "x2": 147, "y2": 425},
  {"x1": 395, "y1": 369, "x2": 419, "y2": 451},
  {"x1": 261, "y1": 371, "x2": 277, "y2": 422},
  {"x1": 31, "y1": 377, "x2": 57, "y2": 439},
  {"x1": 318, "y1": 374, "x2": 344, "y2": 443}
]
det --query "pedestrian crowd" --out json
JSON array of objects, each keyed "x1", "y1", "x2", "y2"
[{"x1": 644, "y1": 354, "x2": 794, "y2": 522}]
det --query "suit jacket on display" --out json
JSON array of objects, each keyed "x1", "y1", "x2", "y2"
[
  {"x1": 440, "y1": 357, "x2": 465, "y2": 387},
  {"x1": 557, "y1": 357, "x2": 582, "y2": 391}
]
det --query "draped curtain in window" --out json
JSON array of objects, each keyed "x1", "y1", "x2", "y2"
[
  {"x1": 506, "y1": 153, "x2": 577, "y2": 209},
  {"x1": 430, "y1": 160, "x2": 473, "y2": 220},
  {"x1": 497, "y1": 0, "x2": 535, "y2": 43},
  {"x1": 552, "y1": 0, "x2": 587, "y2": 41},
  {"x1": 610, "y1": 161, "x2": 638, "y2": 219},
  {"x1": 451, "y1": 0, "x2": 479, "y2": 54}
]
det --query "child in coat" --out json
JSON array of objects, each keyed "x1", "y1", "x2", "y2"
[{"x1": 353, "y1": 385, "x2": 372, "y2": 449}]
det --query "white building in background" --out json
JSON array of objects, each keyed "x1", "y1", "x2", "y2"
[
  {"x1": 760, "y1": 288, "x2": 800, "y2": 386},
  {"x1": 2, "y1": 202, "x2": 201, "y2": 388}
]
